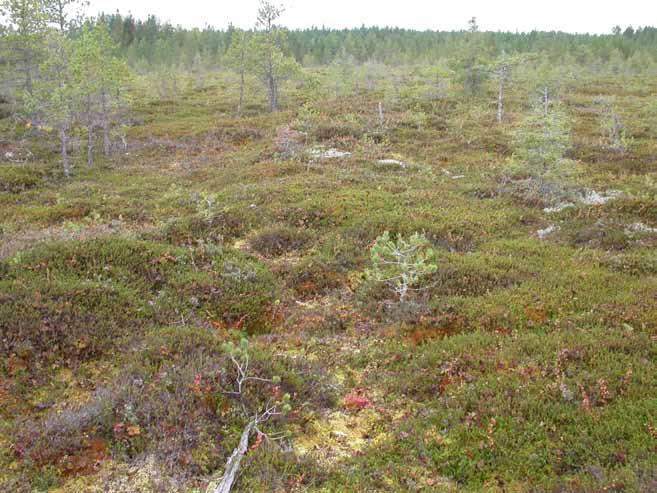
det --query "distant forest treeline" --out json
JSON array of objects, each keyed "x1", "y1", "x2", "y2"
[{"x1": 98, "y1": 13, "x2": 657, "y2": 69}]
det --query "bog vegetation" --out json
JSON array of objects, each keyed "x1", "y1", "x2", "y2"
[{"x1": 1, "y1": 1, "x2": 657, "y2": 492}]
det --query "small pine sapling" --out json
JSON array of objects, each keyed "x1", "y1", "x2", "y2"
[
  {"x1": 366, "y1": 231, "x2": 438, "y2": 304},
  {"x1": 598, "y1": 98, "x2": 632, "y2": 155},
  {"x1": 512, "y1": 101, "x2": 571, "y2": 177},
  {"x1": 293, "y1": 101, "x2": 319, "y2": 134},
  {"x1": 195, "y1": 191, "x2": 221, "y2": 223}
]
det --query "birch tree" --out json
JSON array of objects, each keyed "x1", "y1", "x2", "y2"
[
  {"x1": 0, "y1": 21, "x2": 8, "y2": 101},
  {"x1": 494, "y1": 58, "x2": 508, "y2": 123}
]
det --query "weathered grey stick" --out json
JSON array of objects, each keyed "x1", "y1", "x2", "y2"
[{"x1": 209, "y1": 420, "x2": 255, "y2": 493}]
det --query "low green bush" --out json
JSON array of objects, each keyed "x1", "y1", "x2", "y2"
[
  {"x1": 171, "y1": 251, "x2": 280, "y2": 333},
  {"x1": 0, "y1": 165, "x2": 47, "y2": 193},
  {"x1": 250, "y1": 226, "x2": 312, "y2": 257}
]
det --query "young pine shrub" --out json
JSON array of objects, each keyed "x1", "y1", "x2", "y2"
[
  {"x1": 365, "y1": 231, "x2": 438, "y2": 304},
  {"x1": 643, "y1": 99, "x2": 657, "y2": 139},
  {"x1": 0, "y1": 164, "x2": 48, "y2": 193},
  {"x1": 195, "y1": 192, "x2": 222, "y2": 223},
  {"x1": 598, "y1": 98, "x2": 632, "y2": 155},
  {"x1": 511, "y1": 102, "x2": 571, "y2": 177},
  {"x1": 401, "y1": 106, "x2": 429, "y2": 130},
  {"x1": 504, "y1": 101, "x2": 576, "y2": 207},
  {"x1": 292, "y1": 102, "x2": 320, "y2": 134}
]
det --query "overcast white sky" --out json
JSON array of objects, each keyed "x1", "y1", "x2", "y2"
[{"x1": 88, "y1": 0, "x2": 655, "y2": 34}]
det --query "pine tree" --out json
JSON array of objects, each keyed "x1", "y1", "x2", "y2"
[
  {"x1": 26, "y1": 30, "x2": 75, "y2": 176},
  {"x1": 225, "y1": 29, "x2": 252, "y2": 117},
  {"x1": 70, "y1": 24, "x2": 129, "y2": 166},
  {"x1": 0, "y1": 0, "x2": 48, "y2": 95},
  {"x1": 489, "y1": 53, "x2": 531, "y2": 124},
  {"x1": 44, "y1": 0, "x2": 86, "y2": 32},
  {"x1": 513, "y1": 102, "x2": 571, "y2": 176},
  {"x1": 251, "y1": 1, "x2": 299, "y2": 112}
]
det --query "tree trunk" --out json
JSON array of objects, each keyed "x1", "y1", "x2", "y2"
[
  {"x1": 497, "y1": 84, "x2": 503, "y2": 123},
  {"x1": 60, "y1": 128, "x2": 70, "y2": 178},
  {"x1": 543, "y1": 87, "x2": 549, "y2": 116},
  {"x1": 266, "y1": 41, "x2": 278, "y2": 113},
  {"x1": 101, "y1": 91, "x2": 111, "y2": 156},
  {"x1": 102, "y1": 121, "x2": 110, "y2": 156},
  {"x1": 86, "y1": 95, "x2": 94, "y2": 167},
  {"x1": 268, "y1": 75, "x2": 277, "y2": 112},
  {"x1": 497, "y1": 66, "x2": 507, "y2": 124},
  {"x1": 55, "y1": 0, "x2": 66, "y2": 31},
  {"x1": 24, "y1": 54, "x2": 34, "y2": 96},
  {"x1": 87, "y1": 124, "x2": 94, "y2": 168},
  {"x1": 237, "y1": 69, "x2": 245, "y2": 117},
  {"x1": 24, "y1": 57, "x2": 35, "y2": 122},
  {"x1": 266, "y1": 29, "x2": 276, "y2": 113}
]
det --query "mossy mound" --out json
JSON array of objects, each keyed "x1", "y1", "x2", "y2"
[{"x1": 0, "y1": 239, "x2": 281, "y2": 375}]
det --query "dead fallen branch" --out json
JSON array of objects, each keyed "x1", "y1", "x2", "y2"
[{"x1": 208, "y1": 420, "x2": 255, "y2": 493}]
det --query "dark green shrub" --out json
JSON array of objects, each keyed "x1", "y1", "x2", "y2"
[
  {"x1": 250, "y1": 226, "x2": 312, "y2": 257},
  {"x1": 147, "y1": 209, "x2": 255, "y2": 246},
  {"x1": 0, "y1": 165, "x2": 47, "y2": 193},
  {"x1": 0, "y1": 279, "x2": 147, "y2": 372},
  {"x1": 286, "y1": 256, "x2": 347, "y2": 298},
  {"x1": 427, "y1": 253, "x2": 525, "y2": 297},
  {"x1": 171, "y1": 250, "x2": 280, "y2": 333},
  {"x1": 600, "y1": 251, "x2": 657, "y2": 276},
  {"x1": 0, "y1": 101, "x2": 10, "y2": 120},
  {"x1": 38, "y1": 201, "x2": 94, "y2": 223},
  {"x1": 0, "y1": 239, "x2": 188, "y2": 374},
  {"x1": 312, "y1": 123, "x2": 363, "y2": 142},
  {"x1": 615, "y1": 196, "x2": 657, "y2": 223},
  {"x1": 558, "y1": 221, "x2": 633, "y2": 251},
  {"x1": 499, "y1": 177, "x2": 576, "y2": 208},
  {"x1": 15, "y1": 238, "x2": 188, "y2": 291}
]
